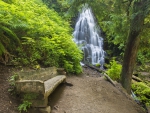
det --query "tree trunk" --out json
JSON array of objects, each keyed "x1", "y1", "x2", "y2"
[
  {"x1": 121, "y1": 30, "x2": 140, "y2": 94},
  {"x1": 121, "y1": 0, "x2": 147, "y2": 94}
]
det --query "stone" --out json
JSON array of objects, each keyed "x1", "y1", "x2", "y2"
[
  {"x1": 39, "y1": 106, "x2": 51, "y2": 113},
  {"x1": 15, "y1": 80, "x2": 45, "y2": 94},
  {"x1": 44, "y1": 75, "x2": 66, "y2": 97},
  {"x1": 31, "y1": 98, "x2": 48, "y2": 107},
  {"x1": 15, "y1": 67, "x2": 66, "y2": 109},
  {"x1": 27, "y1": 106, "x2": 51, "y2": 113}
]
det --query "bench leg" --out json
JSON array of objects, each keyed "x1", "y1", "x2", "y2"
[
  {"x1": 27, "y1": 106, "x2": 51, "y2": 113},
  {"x1": 31, "y1": 98, "x2": 48, "y2": 107},
  {"x1": 39, "y1": 106, "x2": 51, "y2": 113}
]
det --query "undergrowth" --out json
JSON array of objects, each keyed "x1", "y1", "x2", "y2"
[
  {"x1": 8, "y1": 74, "x2": 18, "y2": 94},
  {"x1": 132, "y1": 82, "x2": 150, "y2": 107},
  {"x1": 18, "y1": 93, "x2": 38, "y2": 112},
  {"x1": 18, "y1": 100, "x2": 32, "y2": 113},
  {"x1": 8, "y1": 73, "x2": 36, "y2": 112},
  {"x1": 106, "y1": 59, "x2": 122, "y2": 81}
]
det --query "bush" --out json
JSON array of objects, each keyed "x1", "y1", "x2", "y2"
[
  {"x1": 132, "y1": 82, "x2": 150, "y2": 107},
  {"x1": 106, "y1": 59, "x2": 122, "y2": 81},
  {"x1": 1, "y1": 0, "x2": 82, "y2": 74}
]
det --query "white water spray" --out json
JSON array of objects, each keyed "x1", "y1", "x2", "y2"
[{"x1": 73, "y1": 5, "x2": 105, "y2": 69}]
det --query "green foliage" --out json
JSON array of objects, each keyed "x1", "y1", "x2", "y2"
[
  {"x1": 95, "y1": 63, "x2": 100, "y2": 67},
  {"x1": 8, "y1": 74, "x2": 18, "y2": 94},
  {"x1": 2, "y1": 0, "x2": 148, "y2": 74},
  {"x1": 0, "y1": 0, "x2": 27, "y2": 63},
  {"x1": 106, "y1": 59, "x2": 122, "y2": 81},
  {"x1": 42, "y1": 0, "x2": 70, "y2": 17},
  {"x1": 18, "y1": 93, "x2": 38, "y2": 112},
  {"x1": 18, "y1": 101, "x2": 32, "y2": 112},
  {"x1": 67, "y1": 0, "x2": 150, "y2": 65},
  {"x1": 8, "y1": 74, "x2": 34, "y2": 112},
  {"x1": 0, "y1": 0, "x2": 82, "y2": 74},
  {"x1": 63, "y1": 0, "x2": 129, "y2": 58},
  {"x1": 17, "y1": 0, "x2": 82, "y2": 73},
  {"x1": 132, "y1": 82, "x2": 150, "y2": 106},
  {"x1": 8, "y1": 74, "x2": 18, "y2": 86},
  {"x1": 15, "y1": 37, "x2": 41, "y2": 66},
  {"x1": 137, "y1": 51, "x2": 150, "y2": 65},
  {"x1": 137, "y1": 17, "x2": 150, "y2": 65},
  {"x1": 0, "y1": 0, "x2": 25, "y2": 60}
]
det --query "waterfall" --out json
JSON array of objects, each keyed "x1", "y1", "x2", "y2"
[{"x1": 73, "y1": 6, "x2": 105, "y2": 69}]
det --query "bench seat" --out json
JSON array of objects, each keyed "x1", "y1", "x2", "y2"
[{"x1": 44, "y1": 75, "x2": 66, "y2": 97}]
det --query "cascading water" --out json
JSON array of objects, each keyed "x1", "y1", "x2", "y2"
[{"x1": 73, "y1": 6, "x2": 105, "y2": 69}]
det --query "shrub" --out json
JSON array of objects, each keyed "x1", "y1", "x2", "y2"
[
  {"x1": 132, "y1": 82, "x2": 150, "y2": 107},
  {"x1": 1, "y1": 0, "x2": 82, "y2": 74},
  {"x1": 106, "y1": 59, "x2": 122, "y2": 81}
]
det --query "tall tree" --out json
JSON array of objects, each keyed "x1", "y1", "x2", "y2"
[{"x1": 121, "y1": 0, "x2": 150, "y2": 94}]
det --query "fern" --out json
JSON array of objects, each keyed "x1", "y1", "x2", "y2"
[
  {"x1": 0, "y1": 1, "x2": 21, "y2": 56},
  {"x1": 18, "y1": 101, "x2": 32, "y2": 112},
  {"x1": 0, "y1": 25, "x2": 20, "y2": 43},
  {"x1": 0, "y1": 0, "x2": 82, "y2": 73},
  {"x1": 0, "y1": 42, "x2": 6, "y2": 55}
]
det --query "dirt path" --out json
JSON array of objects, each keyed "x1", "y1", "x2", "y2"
[
  {"x1": 0, "y1": 65, "x2": 19, "y2": 113},
  {"x1": 49, "y1": 68, "x2": 146, "y2": 113},
  {"x1": 0, "y1": 65, "x2": 146, "y2": 113}
]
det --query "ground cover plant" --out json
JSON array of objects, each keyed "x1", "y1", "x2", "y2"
[{"x1": 0, "y1": 0, "x2": 82, "y2": 74}]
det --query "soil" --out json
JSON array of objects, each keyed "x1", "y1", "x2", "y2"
[
  {"x1": 0, "y1": 65, "x2": 19, "y2": 113},
  {"x1": 0, "y1": 65, "x2": 146, "y2": 113}
]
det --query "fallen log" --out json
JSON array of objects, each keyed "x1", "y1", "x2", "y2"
[
  {"x1": 84, "y1": 63, "x2": 103, "y2": 73},
  {"x1": 103, "y1": 73, "x2": 116, "y2": 87},
  {"x1": 84, "y1": 64, "x2": 116, "y2": 86},
  {"x1": 132, "y1": 75, "x2": 143, "y2": 82}
]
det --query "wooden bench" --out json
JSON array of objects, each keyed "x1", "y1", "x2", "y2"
[{"x1": 15, "y1": 67, "x2": 66, "y2": 108}]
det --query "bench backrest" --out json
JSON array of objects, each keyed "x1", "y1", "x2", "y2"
[
  {"x1": 15, "y1": 80, "x2": 45, "y2": 94},
  {"x1": 16, "y1": 67, "x2": 57, "y2": 81}
]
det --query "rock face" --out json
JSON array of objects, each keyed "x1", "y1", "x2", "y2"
[{"x1": 15, "y1": 67, "x2": 66, "y2": 113}]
